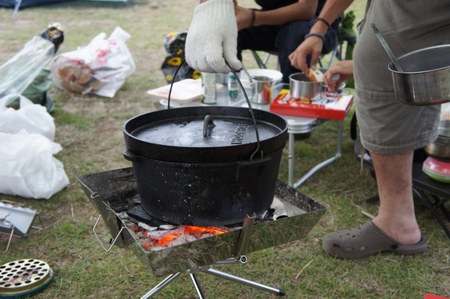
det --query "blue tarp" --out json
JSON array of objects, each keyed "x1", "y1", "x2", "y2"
[
  {"x1": 0, "y1": 0, "x2": 77, "y2": 9},
  {"x1": 0, "y1": 0, "x2": 125, "y2": 9},
  {"x1": 0, "y1": 0, "x2": 126, "y2": 18}
]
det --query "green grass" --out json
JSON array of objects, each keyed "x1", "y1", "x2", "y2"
[{"x1": 1, "y1": 0, "x2": 449, "y2": 298}]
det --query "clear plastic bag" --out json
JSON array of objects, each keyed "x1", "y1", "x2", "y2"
[
  {"x1": 0, "y1": 36, "x2": 54, "y2": 100},
  {"x1": 51, "y1": 27, "x2": 136, "y2": 98}
]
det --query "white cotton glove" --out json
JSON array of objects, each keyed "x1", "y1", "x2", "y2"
[{"x1": 185, "y1": 0, "x2": 242, "y2": 73}]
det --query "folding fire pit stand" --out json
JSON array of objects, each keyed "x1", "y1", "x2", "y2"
[
  {"x1": 0, "y1": 201, "x2": 42, "y2": 252},
  {"x1": 0, "y1": 220, "x2": 14, "y2": 253},
  {"x1": 78, "y1": 168, "x2": 326, "y2": 298}
]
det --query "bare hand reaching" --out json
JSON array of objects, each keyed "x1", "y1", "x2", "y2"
[{"x1": 323, "y1": 60, "x2": 353, "y2": 92}]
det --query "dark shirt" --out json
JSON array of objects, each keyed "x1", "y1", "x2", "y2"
[
  {"x1": 254, "y1": 0, "x2": 338, "y2": 29},
  {"x1": 255, "y1": 0, "x2": 326, "y2": 15}
]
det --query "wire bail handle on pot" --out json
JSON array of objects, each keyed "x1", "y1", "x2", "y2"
[{"x1": 167, "y1": 59, "x2": 263, "y2": 161}]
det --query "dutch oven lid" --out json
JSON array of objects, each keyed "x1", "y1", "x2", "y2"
[{"x1": 123, "y1": 106, "x2": 288, "y2": 163}]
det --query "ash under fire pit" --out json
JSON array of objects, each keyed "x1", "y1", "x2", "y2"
[{"x1": 77, "y1": 167, "x2": 326, "y2": 298}]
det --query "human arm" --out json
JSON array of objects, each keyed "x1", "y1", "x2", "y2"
[
  {"x1": 289, "y1": 0, "x2": 354, "y2": 73},
  {"x1": 200, "y1": 0, "x2": 237, "y2": 4},
  {"x1": 236, "y1": 0, "x2": 319, "y2": 31},
  {"x1": 185, "y1": 0, "x2": 242, "y2": 73},
  {"x1": 323, "y1": 60, "x2": 353, "y2": 92}
]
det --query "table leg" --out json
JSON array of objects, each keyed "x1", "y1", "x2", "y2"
[
  {"x1": 292, "y1": 120, "x2": 343, "y2": 189},
  {"x1": 288, "y1": 131, "x2": 295, "y2": 187}
]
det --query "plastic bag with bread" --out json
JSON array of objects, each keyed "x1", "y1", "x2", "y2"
[{"x1": 51, "y1": 27, "x2": 135, "y2": 98}]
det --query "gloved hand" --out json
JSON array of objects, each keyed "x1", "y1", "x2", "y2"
[{"x1": 185, "y1": 0, "x2": 242, "y2": 73}]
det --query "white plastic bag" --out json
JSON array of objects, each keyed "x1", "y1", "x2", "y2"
[
  {"x1": 0, "y1": 130, "x2": 69, "y2": 199},
  {"x1": 0, "y1": 95, "x2": 55, "y2": 141},
  {"x1": 51, "y1": 26, "x2": 136, "y2": 98}
]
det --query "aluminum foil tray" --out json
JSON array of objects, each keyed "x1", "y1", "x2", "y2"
[{"x1": 77, "y1": 167, "x2": 326, "y2": 277}]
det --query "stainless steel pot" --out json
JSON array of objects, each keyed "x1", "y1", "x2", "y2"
[
  {"x1": 424, "y1": 134, "x2": 450, "y2": 159},
  {"x1": 289, "y1": 69, "x2": 344, "y2": 100},
  {"x1": 289, "y1": 72, "x2": 323, "y2": 100},
  {"x1": 389, "y1": 44, "x2": 450, "y2": 106}
]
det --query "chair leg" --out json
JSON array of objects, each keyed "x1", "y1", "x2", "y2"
[
  {"x1": 250, "y1": 50, "x2": 280, "y2": 70},
  {"x1": 251, "y1": 51, "x2": 267, "y2": 69}
]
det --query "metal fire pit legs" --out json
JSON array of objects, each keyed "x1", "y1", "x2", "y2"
[
  {"x1": 202, "y1": 268, "x2": 285, "y2": 296},
  {"x1": 140, "y1": 267, "x2": 285, "y2": 299},
  {"x1": 140, "y1": 272, "x2": 182, "y2": 298}
]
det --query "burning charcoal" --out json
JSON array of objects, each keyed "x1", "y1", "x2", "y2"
[
  {"x1": 185, "y1": 235, "x2": 198, "y2": 243},
  {"x1": 135, "y1": 231, "x2": 146, "y2": 238},
  {"x1": 138, "y1": 222, "x2": 157, "y2": 231},
  {"x1": 129, "y1": 224, "x2": 140, "y2": 232},
  {"x1": 142, "y1": 241, "x2": 152, "y2": 250},
  {"x1": 159, "y1": 224, "x2": 177, "y2": 230},
  {"x1": 170, "y1": 235, "x2": 198, "y2": 247},
  {"x1": 183, "y1": 226, "x2": 228, "y2": 238},
  {"x1": 146, "y1": 230, "x2": 175, "y2": 239}
]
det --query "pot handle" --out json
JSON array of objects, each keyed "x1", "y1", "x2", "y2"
[
  {"x1": 238, "y1": 154, "x2": 272, "y2": 167},
  {"x1": 123, "y1": 150, "x2": 142, "y2": 162}
]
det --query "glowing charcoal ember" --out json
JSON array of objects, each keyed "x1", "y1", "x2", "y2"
[{"x1": 130, "y1": 223, "x2": 230, "y2": 251}]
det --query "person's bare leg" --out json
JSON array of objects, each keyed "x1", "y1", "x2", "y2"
[{"x1": 370, "y1": 151, "x2": 422, "y2": 245}]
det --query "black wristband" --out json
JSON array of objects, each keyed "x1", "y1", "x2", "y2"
[
  {"x1": 250, "y1": 10, "x2": 256, "y2": 27},
  {"x1": 314, "y1": 17, "x2": 331, "y2": 30},
  {"x1": 305, "y1": 33, "x2": 325, "y2": 43}
]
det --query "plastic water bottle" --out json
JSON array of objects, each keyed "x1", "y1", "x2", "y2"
[
  {"x1": 228, "y1": 72, "x2": 239, "y2": 100},
  {"x1": 201, "y1": 72, "x2": 217, "y2": 104}
]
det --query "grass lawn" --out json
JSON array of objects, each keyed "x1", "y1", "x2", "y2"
[{"x1": 0, "y1": 0, "x2": 449, "y2": 298}]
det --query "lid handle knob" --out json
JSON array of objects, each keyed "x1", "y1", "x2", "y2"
[{"x1": 203, "y1": 115, "x2": 216, "y2": 137}]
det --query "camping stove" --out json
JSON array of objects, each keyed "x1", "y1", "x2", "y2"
[{"x1": 77, "y1": 168, "x2": 326, "y2": 298}]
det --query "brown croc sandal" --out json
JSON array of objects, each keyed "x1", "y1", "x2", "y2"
[{"x1": 322, "y1": 220, "x2": 428, "y2": 259}]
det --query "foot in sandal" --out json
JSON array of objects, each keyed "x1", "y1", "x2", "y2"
[{"x1": 322, "y1": 220, "x2": 428, "y2": 259}]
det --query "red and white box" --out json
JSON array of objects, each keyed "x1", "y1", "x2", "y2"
[{"x1": 270, "y1": 89, "x2": 353, "y2": 120}]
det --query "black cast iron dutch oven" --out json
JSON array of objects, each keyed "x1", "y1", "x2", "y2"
[{"x1": 123, "y1": 106, "x2": 288, "y2": 226}]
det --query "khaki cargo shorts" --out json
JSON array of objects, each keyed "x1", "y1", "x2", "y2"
[{"x1": 352, "y1": 0, "x2": 449, "y2": 155}]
